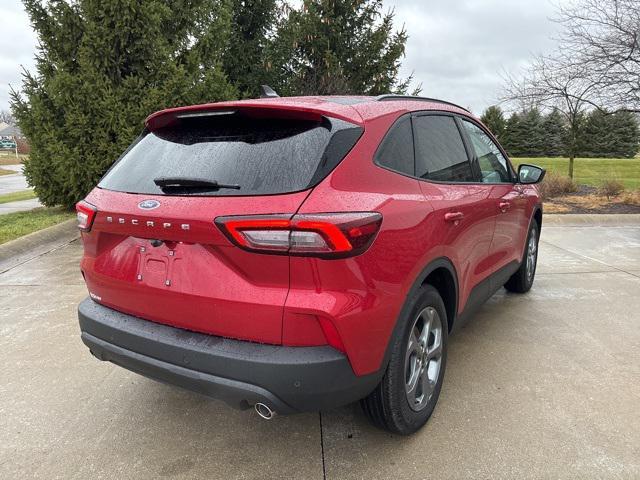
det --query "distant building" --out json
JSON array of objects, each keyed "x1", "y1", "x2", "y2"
[{"x1": 0, "y1": 124, "x2": 23, "y2": 139}]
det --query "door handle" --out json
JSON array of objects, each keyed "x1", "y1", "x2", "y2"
[
  {"x1": 444, "y1": 212, "x2": 464, "y2": 223},
  {"x1": 498, "y1": 201, "x2": 511, "y2": 213}
]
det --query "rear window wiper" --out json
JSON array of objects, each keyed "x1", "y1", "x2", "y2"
[{"x1": 153, "y1": 177, "x2": 241, "y2": 190}]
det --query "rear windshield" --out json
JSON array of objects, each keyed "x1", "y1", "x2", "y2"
[{"x1": 99, "y1": 113, "x2": 362, "y2": 196}]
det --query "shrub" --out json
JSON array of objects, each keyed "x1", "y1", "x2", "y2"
[
  {"x1": 599, "y1": 179, "x2": 625, "y2": 199},
  {"x1": 11, "y1": 1, "x2": 237, "y2": 209},
  {"x1": 15, "y1": 138, "x2": 30, "y2": 155},
  {"x1": 539, "y1": 173, "x2": 578, "y2": 199},
  {"x1": 620, "y1": 191, "x2": 640, "y2": 206}
]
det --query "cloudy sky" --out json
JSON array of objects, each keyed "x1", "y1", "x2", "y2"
[{"x1": 0, "y1": 0, "x2": 564, "y2": 115}]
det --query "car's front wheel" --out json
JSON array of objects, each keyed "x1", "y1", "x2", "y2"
[
  {"x1": 504, "y1": 220, "x2": 540, "y2": 293},
  {"x1": 361, "y1": 285, "x2": 448, "y2": 435}
]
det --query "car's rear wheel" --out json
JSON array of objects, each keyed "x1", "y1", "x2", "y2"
[
  {"x1": 361, "y1": 285, "x2": 448, "y2": 435},
  {"x1": 504, "y1": 220, "x2": 539, "y2": 293}
]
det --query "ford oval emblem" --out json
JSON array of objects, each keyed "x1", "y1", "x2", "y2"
[{"x1": 138, "y1": 199, "x2": 160, "y2": 210}]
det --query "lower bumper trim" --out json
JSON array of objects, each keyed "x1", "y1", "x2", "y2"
[{"x1": 78, "y1": 298, "x2": 381, "y2": 413}]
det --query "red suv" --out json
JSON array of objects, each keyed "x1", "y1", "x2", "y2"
[{"x1": 77, "y1": 94, "x2": 545, "y2": 435}]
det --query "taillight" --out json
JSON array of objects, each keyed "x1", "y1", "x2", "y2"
[
  {"x1": 215, "y1": 212, "x2": 382, "y2": 258},
  {"x1": 75, "y1": 201, "x2": 97, "y2": 232}
]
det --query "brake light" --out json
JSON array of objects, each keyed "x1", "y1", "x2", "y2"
[
  {"x1": 215, "y1": 212, "x2": 382, "y2": 258},
  {"x1": 75, "y1": 201, "x2": 97, "y2": 232}
]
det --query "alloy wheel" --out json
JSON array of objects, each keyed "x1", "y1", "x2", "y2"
[
  {"x1": 404, "y1": 306, "x2": 443, "y2": 411},
  {"x1": 526, "y1": 228, "x2": 538, "y2": 282}
]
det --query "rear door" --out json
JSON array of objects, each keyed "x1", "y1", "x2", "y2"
[
  {"x1": 458, "y1": 119, "x2": 527, "y2": 281},
  {"x1": 81, "y1": 109, "x2": 362, "y2": 344},
  {"x1": 412, "y1": 113, "x2": 496, "y2": 312}
]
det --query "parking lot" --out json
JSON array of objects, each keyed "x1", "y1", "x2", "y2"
[{"x1": 1, "y1": 218, "x2": 639, "y2": 479}]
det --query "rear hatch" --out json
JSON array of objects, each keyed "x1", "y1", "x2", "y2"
[{"x1": 80, "y1": 106, "x2": 362, "y2": 344}]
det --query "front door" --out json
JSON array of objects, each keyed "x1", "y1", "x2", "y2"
[{"x1": 458, "y1": 119, "x2": 526, "y2": 282}]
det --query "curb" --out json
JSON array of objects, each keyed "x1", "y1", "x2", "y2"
[
  {"x1": 543, "y1": 214, "x2": 640, "y2": 226},
  {"x1": 0, "y1": 219, "x2": 79, "y2": 273}
]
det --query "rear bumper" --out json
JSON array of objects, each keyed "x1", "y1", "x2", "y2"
[{"x1": 78, "y1": 298, "x2": 380, "y2": 414}]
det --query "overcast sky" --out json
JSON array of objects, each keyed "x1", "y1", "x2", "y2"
[{"x1": 0, "y1": 0, "x2": 564, "y2": 115}]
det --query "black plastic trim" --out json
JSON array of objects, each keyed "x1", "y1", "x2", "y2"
[
  {"x1": 78, "y1": 298, "x2": 381, "y2": 413},
  {"x1": 454, "y1": 260, "x2": 521, "y2": 330}
]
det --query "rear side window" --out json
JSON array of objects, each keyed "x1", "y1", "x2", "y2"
[
  {"x1": 99, "y1": 113, "x2": 362, "y2": 196},
  {"x1": 375, "y1": 115, "x2": 414, "y2": 175},
  {"x1": 413, "y1": 115, "x2": 474, "y2": 182}
]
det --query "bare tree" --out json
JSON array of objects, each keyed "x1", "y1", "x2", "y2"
[
  {"x1": 556, "y1": 0, "x2": 640, "y2": 111},
  {"x1": 0, "y1": 110, "x2": 15, "y2": 125},
  {"x1": 502, "y1": 55, "x2": 600, "y2": 178}
]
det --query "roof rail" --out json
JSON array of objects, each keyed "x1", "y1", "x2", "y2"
[{"x1": 375, "y1": 95, "x2": 470, "y2": 113}]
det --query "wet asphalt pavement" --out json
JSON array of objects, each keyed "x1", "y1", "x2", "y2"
[{"x1": 1, "y1": 220, "x2": 639, "y2": 479}]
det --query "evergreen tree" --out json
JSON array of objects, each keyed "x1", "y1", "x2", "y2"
[
  {"x1": 541, "y1": 109, "x2": 566, "y2": 157},
  {"x1": 520, "y1": 108, "x2": 545, "y2": 156},
  {"x1": 578, "y1": 110, "x2": 639, "y2": 158},
  {"x1": 579, "y1": 109, "x2": 611, "y2": 157},
  {"x1": 502, "y1": 112, "x2": 537, "y2": 156},
  {"x1": 223, "y1": 0, "x2": 278, "y2": 98},
  {"x1": 11, "y1": 0, "x2": 237, "y2": 208},
  {"x1": 608, "y1": 111, "x2": 640, "y2": 158},
  {"x1": 501, "y1": 112, "x2": 522, "y2": 156},
  {"x1": 480, "y1": 105, "x2": 506, "y2": 142},
  {"x1": 268, "y1": 0, "x2": 416, "y2": 95}
]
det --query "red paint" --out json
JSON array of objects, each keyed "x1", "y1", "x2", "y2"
[{"x1": 78, "y1": 96, "x2": 541, "y2": 377}]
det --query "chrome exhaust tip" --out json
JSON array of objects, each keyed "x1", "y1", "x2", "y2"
[{"x1": 254, "y1": 402, "x2": 275, "y2": 420}]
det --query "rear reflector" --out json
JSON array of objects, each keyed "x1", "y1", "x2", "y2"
[
  {"x1": 75, "y1": 201, "x2": 97, "y2": 232},
  {"x1": 215, "y1": 212, "x2": 382, "y2": 258}
]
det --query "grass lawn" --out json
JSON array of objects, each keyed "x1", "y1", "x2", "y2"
[
  {"x1": 511, "y1": 157, "x2": 640, "y2": 189},
  {"x1": 0, "y1": 153, "x2": 27, "y2": 165},
  {"x1": 0, "y1": 167, "x2": 15, "y2": 176},
  {"x1": 0, "y1": 207, "x2": 74, "y2": 245},
  {"x1": 0, "y1": 190, "x2": 37, "y2": 204}
]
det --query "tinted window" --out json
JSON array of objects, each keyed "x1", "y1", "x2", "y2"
[
  {"x1": 413, "y1": 115, "x2": 474, "y2": 182},
  {"x1": 99, "y1": 114, "x2": 362, "y2": 196},
  {"x1": 375, "y1": 115, "x2": 414, "y2": 175},
  {"x1": 461, "y1": 120, "x2": 511, "y2": 183}
]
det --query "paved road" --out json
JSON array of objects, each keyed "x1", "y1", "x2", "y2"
[
  {"x1": 1, "y1": 222, "x2": 639, "y2": 479},
  {"x1": 0, "y1": 164, "x2": 43, "y2": 214},
  {"x1": 0, "y1": 198, "x2": 42, "y2": 214},
  {"x1": 0, "y1": 164, "x2": 29, "y2": 193}
]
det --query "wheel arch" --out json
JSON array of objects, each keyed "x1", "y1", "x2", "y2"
[
  {"x1": 420, "y1": 264, "x2": 458, "y2": 333},
  {"x1": 533, "y1": 205, "x2": 543, "y2": 231},
  {"x1": 377, "y1": 257, "x2": 459, "y2": 375}
]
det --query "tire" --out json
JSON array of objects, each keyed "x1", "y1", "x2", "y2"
[
  {"x1": 361, "y1": 285, "x2": 448, "y2": 435},
  {"x1": 504, "y1": 220, "x2": 539, "y2": 293}
]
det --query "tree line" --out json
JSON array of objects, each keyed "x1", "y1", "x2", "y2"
[
  {"x1": 11, "y1": 0, "x2": 416, "y2": 208},
  {"x1": 481, "y1": 105, "x2": 640, "y2": 159},
  {"x1": 502, "y1": 0, "x2": 639, "y2": 178}
]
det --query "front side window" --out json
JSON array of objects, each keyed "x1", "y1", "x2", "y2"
[
  {"x1": 461, "y1": 120, "x2": 511, "y2": 183},
  {"x1": 413, "y1": 115, "x2": 474, "y2": 182}
]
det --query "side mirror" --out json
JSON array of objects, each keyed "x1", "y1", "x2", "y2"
[{"x1": 518, "y1": 164, "x2": 546, "y2": 184}]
